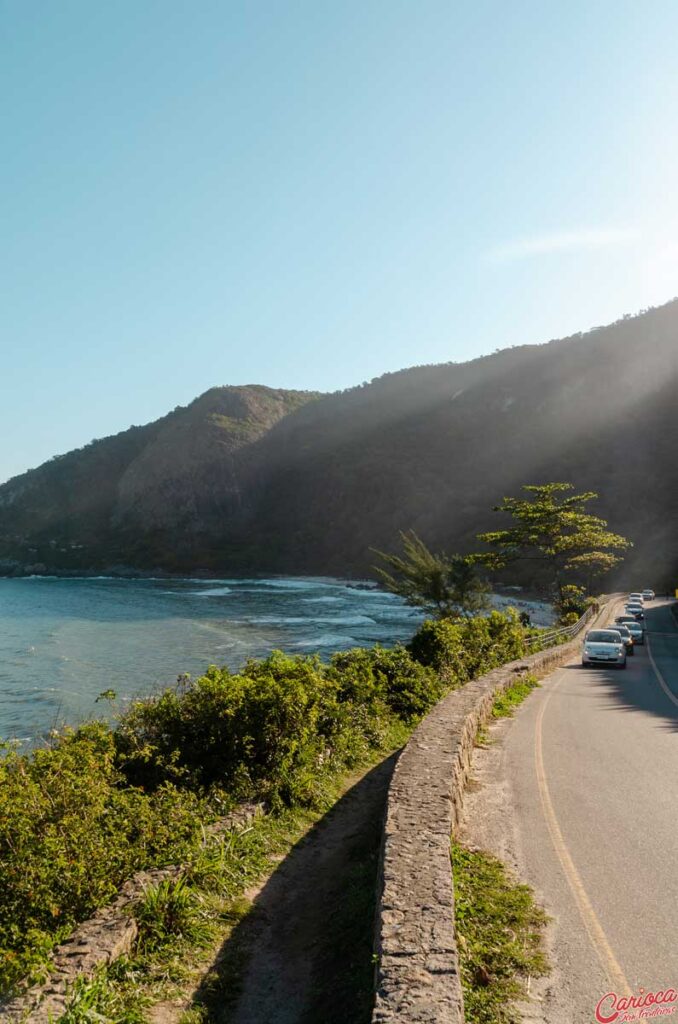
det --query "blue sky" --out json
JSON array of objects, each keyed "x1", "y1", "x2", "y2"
[{"x1": 3, "y1": 1, "x2": 678, "y2": 482}]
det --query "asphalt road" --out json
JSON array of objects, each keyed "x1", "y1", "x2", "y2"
[{"x1": 502, "y1": 598, "x2": 678, "y2": 1023}]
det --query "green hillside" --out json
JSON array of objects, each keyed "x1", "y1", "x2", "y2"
[{"x1": 2, "y1": 302, "x2": 677, "y2": 588}]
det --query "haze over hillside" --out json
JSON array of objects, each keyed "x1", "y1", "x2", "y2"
[{"x1": 2, "y1": 302, "x2": 677, "y2": 589}]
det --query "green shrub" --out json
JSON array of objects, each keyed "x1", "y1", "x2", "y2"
[
  {"x1": 408, "y1": 617, "x2": 469, "y2": 678},
  {"x1": 0, "y1": 724, "x2": 205, "y2": 994},
  {"x1": 327, "y1": 646, "x2": 387, "y2": 706},
  {"x1": 554, "y1": 584, "x2": 587, "y2": 622},
  {"x1": 116, "y1": 647, "x2": 440, "y2": 806},
  {"x1": 409, "y1": 610, "x2": 526, "y2": 683},
  {"x1": 116, "y1": 653, "x2": 350, "y2": 805},
  {"x1": 328, "y1": 644, "x2": 443, "y2": 721}
]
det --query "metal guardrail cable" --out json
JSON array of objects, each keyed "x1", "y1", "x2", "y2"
[{"x1": 524, "y1": 603, "x2": 598, "y2": 650}]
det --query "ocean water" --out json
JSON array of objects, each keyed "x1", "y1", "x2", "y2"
[
  {"x1": 0, "y1": 575, "x2": 425, "y2": 741},
  {"x1": 0, "y1": 576, "x2": 554, "y2": 743}
]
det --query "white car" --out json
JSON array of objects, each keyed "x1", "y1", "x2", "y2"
[
  {"x1": 582, "y1": 629, "x2": 627, "y2": 669},
  {"x1": 642, "y1": 589, "x2": 655, "y2": 601},
  {"x1": 625, "y1": 603, "x2": 645, "y2": 620},
  {"x1": 623, "y1": 620, "x2": 645, "y2": 646},
  {"x1": 628, "y1": 593, "x2": 644, "y2": 604},
  {"x1": 612, "y1": 623, "x2": 635, "y2": 655}
]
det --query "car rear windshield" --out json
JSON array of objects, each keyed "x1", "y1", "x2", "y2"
[{"x1": 587, "y1": 631, "x2": 622, "y2": 643}]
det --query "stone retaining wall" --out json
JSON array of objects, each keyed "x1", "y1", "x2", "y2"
[{"x1": 371, "y1": 609, "x2": 610, "y2": 1024}]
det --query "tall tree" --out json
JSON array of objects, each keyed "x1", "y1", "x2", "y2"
[
  {"x1": 475, "y1": 483, "x2": 631, "y2": 602},
  {"x1": 373, "y1": 530, "x2": 491, "y2": 619}
]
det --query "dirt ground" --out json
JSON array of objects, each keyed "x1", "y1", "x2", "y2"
[
  {"x1": 225, "y1": 755, "x2": 396, "y2": 1024},
  {"x1": 155, "y1": 753, "x2": 399, "y2": 1024}
]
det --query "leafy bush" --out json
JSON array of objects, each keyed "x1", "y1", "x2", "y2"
[
  {"x1": 115, "y1": 648, "x2": 438, "y2": 806},
  {"x1": 117, "y1": 653, "x2": 351, "y2": 805},
  {"x1": 408, "y1": 618, "x2": 470, "y2": 678},
  {"x1": 328, "y1": 644, "x2": 443, "y2": 720},
  {"x1": 554, "y1": 584, "x2": 588, "y2": 623},
  {"x1": 408, "y1": 610, "x2": 526, "y2": 682},
  {"x1": 0, "y1": 724, "x2": 205, "y2": 994}
]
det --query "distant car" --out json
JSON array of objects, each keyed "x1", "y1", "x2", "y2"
[
  {"x1": 582, "y1": 629, "x2": 627, "y2": 669},
  {"x1": 625, "y1": 603, "x2": 645, "y2": 620},
  {"x1": 628, "y1": 593, "x2": 645, "y2": 604},
  {"x1": 642, "y1": 589, "x2": 655, "y2": 601},
  {"x1": 623, "y1": 620, "x2": 645, "y2": 646},
  {"x1": 612, "y1": 623, "x2": 635, "y2": 655}
]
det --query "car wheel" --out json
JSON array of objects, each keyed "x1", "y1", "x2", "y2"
[{"x1": 619, "y1": 661, "x2": 627, "y2": 670}]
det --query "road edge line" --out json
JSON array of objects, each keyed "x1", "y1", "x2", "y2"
[
  {"x1": 534, "y1": 670, "x2": 632, "y2": 997},
  {"x1": 646, "y1": 619, "x2": 678, "y2": 709}
]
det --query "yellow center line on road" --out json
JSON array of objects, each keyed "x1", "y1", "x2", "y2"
[{"x1": 534, "y1": 669, "x2": 632, "y2": 998}]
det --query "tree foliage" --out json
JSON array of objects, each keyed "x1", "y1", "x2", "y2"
[
  {"x1": 372, "y1": 530, "x2": 491, "y2": 619},
  {"x1": 475, "y1": 483, "x2": 631, "y2": 600}
]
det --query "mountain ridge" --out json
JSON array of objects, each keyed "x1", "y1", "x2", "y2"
[{"x1": 2, "y1": 302, "x2": 677, "y2": 588}]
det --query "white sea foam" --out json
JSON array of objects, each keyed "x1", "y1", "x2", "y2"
[
  {"x1": 182, "y1": 578, "x2": 260, "y2": 585},
  {"x1": 245, "y1": 614, "x2": 375, "y2": 627},
  {"x1": 344, "y1": 586, "x2": 398, "y2": 598},
  {"x1": 491, "y1": 594, "x2": 554, "y2": 626},
  {"x1": 296, "y1": 633, "x2": 358, "y2": 648},
  {"x1": 259, "y1": 577, "x2": 343, "y2": 590},
  {"x1": 187, "y1": 587, "x2": 232, "y2": 597}
]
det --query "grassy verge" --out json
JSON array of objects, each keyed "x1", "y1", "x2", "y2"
[
  {"x1": 451, "y1": 842, "x2": 549, "y2": 1024},
  {"x1": 491, "y1": 673, "x2": 539, "y2": 719},
  {"x1": 475, "y1": 673, "x2": 540, "y2": 749}
]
